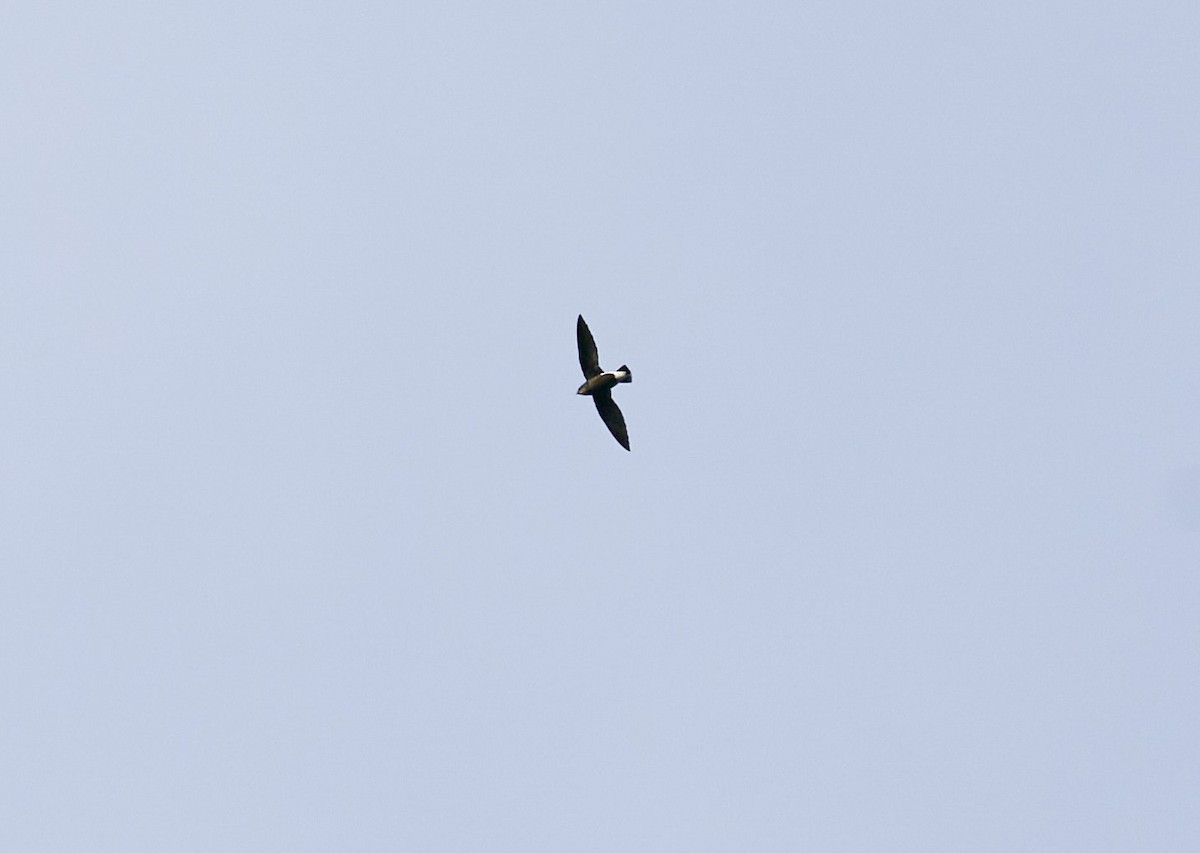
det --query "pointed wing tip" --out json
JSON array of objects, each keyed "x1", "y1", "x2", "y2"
[
  {"x1": 593, "y1": 393, "x2": 630, "y2": 451},
  {"x1": 577, "y1": 315, "x2": 600, "y2": 378}
]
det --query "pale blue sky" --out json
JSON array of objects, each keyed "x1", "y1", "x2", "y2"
[{"x1": 2, "y1": 2, "x2": 1198, "y2": 850}]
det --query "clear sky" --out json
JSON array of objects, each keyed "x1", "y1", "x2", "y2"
[{"x1": 3, "y1": 2, "x2": 1198, "y2": 850}]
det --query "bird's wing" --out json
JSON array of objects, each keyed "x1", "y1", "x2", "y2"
[
  {"x1": 593, "y1": 390, "x2": 630, "y2": 450},
  {"x1": 576, "y1": 315, "x2": 602, "y2": 379}
]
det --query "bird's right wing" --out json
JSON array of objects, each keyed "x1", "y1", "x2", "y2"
[
  {"x1": 576, "y1": 315, "x2": 602, "y2": 379},
  {"x1": 593, "y1": 390, "x2": 630, "y2": 450}
]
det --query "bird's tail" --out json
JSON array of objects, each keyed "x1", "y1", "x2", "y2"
[{"x1": 617, "y1": 365, "x2": 632, "y2": 383}]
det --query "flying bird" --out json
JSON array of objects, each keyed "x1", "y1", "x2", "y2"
[{"x1": 576, "y1": 314, "x2": 633, "y2": 450}]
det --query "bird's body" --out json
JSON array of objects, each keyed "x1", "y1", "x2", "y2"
[
  {"x1": 576, "y1": 315, "x2": 633, "y2": 450},
  {"x1": 576, "y1": 367, "x2": 632, "y2": 397}
]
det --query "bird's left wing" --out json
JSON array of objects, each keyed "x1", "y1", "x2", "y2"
[{"x1": 576, "y1": 315, "x2": 602, "y2": 379}]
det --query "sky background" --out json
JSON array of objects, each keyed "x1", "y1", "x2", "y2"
[{"x1": 2, "y1": 2, "x2": 1199, "y2": 850}]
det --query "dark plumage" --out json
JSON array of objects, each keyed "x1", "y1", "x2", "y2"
[{"x1": 575, "y1": 315, "x2": 633, "y2": 450}]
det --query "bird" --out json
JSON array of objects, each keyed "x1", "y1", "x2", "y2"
[{"x1": 576, "y1": 314, "x2": 633, "y2": 450}]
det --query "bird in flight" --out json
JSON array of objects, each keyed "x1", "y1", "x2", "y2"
[{"x1": 576, "y1": 314, "x2": 633, "y2": 450}]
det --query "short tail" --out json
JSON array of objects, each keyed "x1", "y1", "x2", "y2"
[{"x1": 617, "y1": 365, "x2": 632, "y2": 383}]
